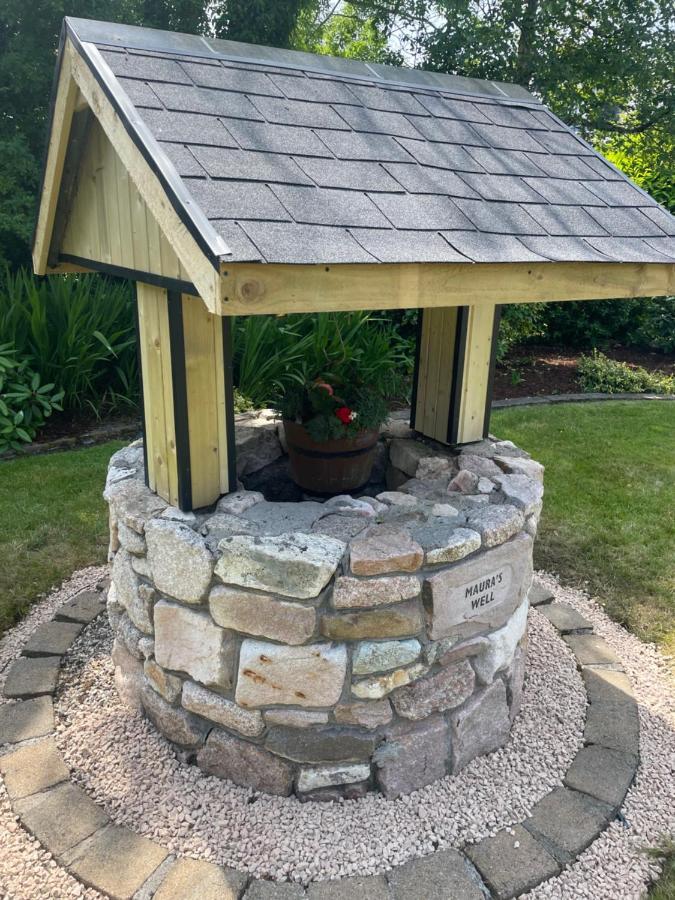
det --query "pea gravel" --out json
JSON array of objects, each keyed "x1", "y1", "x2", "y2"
[{"x1": 0, "y1": 567, "x2": 673, "y2": 899}]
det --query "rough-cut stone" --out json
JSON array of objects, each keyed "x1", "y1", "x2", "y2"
[
  {"x1": 494, "y1": 454, "x2": 545, "y2": 483},
  {"x1": 311, "y1": 514, "x2": 368, "y2": 541},
  {"x1": 524, "y1": 786, "x2": 612, "y2": 864},
  {"x1": 0, "y1": 738, "x2": 69, "y2": 800},
  {"x1": 448, "y1": 469, "x2": 480, "y2": 494},
  {"x1": 216, "y1": 489, "x2": 264, "y2": 515},
  {"x1": 493, "y1": 474, "x2": 544, "y2": 516},
  {"x1": 352, "y1": 639, "x2": 421, "y2": 675},
  {"x1": 582, "y1": 668, "x2": 639, "y2": 756},
  {"x1": 182, "y1": 680, "x2": 264, "y2": 737},
  {"x1": 391, "y1": 659, "x2": 475, "y2": 720},
  {"x1": 387, "y1": 849, "x2": 486, "y2": 900},
  {"x1": 375, "y1": 715, "x2": 449, "y2": 798},
  {"x1": 197, "y1": 727, "x2": 294, "y2": 795},
  {"x1": 334, "y1": 700, "x2": 392, "y2": 729},
  {"x1": 104, "y1": 475, "x2": 166, "y2": 533},
  {"x1": 417, "y1": 457, "x2": 454, "y2": 481},
  {"x1": 564, "y1": 745, "x2": 637, "y2": 809},
  {"x1": 216, "y1": 532, "x2": 345, "y2": 600},
  {"x1": 320, "y1": 600, "x2": 423, "y2": 641},
  {"x1": 210, "y1": 585, "x2": 316, "y2": 645},
  {"x1": 117, "y1": 521, "x2": 147, "y2": 555},
  {"x1": 563, "y1": 633, "x2": 621, "y2": 668},
  {"x1": 236, "y1": 640, "x2": 347, "y2": 709},
  {"x1": 201, "y1": 512, "x2": 259, "y2": 547},
  {"x1": 0, "y1": 696, "x2": 54, "y2": 744},
  {"x1": 242, "y1": 500, "x2": 324, "y2": 535},
  {"x1": 266, "y1": 726, "x2": 376, "y2": 764},
  {"x1": 352, "y1": 662, "x2": 429, "y2": 700},
  {"x1": 430, "y1": 502, "x2": 460, "y2": 517},
  {"x1": 539, "y1": 602, "x2": 593, "y2": 634},
  {"x1": 159, "y1": 506, "x2": 197, "y2": 524},
  {"x1": 465, "y1": 504, "x2": 525, "y2": 548},
  {"x1": 477, "y1": 476, "x2": 495, "y2": 494},
  {"x1": 451, "y1": 679, "x2": 511, "y2": 772},
  {"x1": 417, "y1": 525, "x2": 481, "y2": 566},
  {"x1": 473, "y1": 598, "x2": 529, "y2": 683},
  {"x1": 141, "y1": 683, "x2": 209, "y2": 748},
  {"x1": 425, "y1": 533, "x2": 532, "y2": 642},
  {"x1": 307, "y1": 875, "x2": 390, "y2": 899},
  {"x1": 425, "y1": 635, "x2": 491, "y2": 666},
  {"x1": 22, "y1": 620, "x2": 83, "y2": 657},
  {"x1": 331, "y1": 575, "x2": 420, "y2": 609},
  {"x1": 349, "y1": 525, "x2": 423, "y2": 576},
  {"x1": 505, "y1": 639, "x2": 527, "y2": 720},
  {"x1": 529, "y1": 576, "x2": 555, "y2": 606},
  {"x1": 131, "y1": 555, "x2": 152, "y2": 578},
  {"x1": 154, "y1": 858, "x2": 247, "y2": 900},
  {"x1": 3, "y1": 656, "x2": 60, "y2": 699},
  {"x1": 138, "y1": 636, "x2": 155, "y2": 659},
  {"x1": 389, "y1": 439, "x2": 433, "y2": 477},
  {"x1": 112, "y1": 639, "x2": 144, "y2": 709},
  {"x1": 144, "y1": 658, "x2": 183, "y2": 703},
  {"x1": 145, "y1": 519, "x2": 214, "y2": 604},
  {"x1": 116, "y1": 613, "x2": 146, "y2": 660},
  {"x1": 458, "y1": 453, "x2": 502, "y2": 477},
  {"x1": 55, "y1": 590, "x2": 106, "y2": 624},
  {"x1": 245, "y1": 882, "x2": 306, "y2": 899},
  {"x1": 323, "y1": 495, "x2": 376, "y2": 517},
  {"x1": 112, "y1": 550, "x2": 154, "y2": 634},
  {"x1": 14, "y1": 782, "x2": 109, "y2": 858},
  {"x1": 154, "y1": 601, "x2": 235, "y2": 689},
  {"x1": 236, "y1": 417, "x2": 283, "y2": 476},
  {"x1": 297, "y1": 763, "x2": 371, "y2": 792},
  {"x1": 264, "y1": 709, "x2": 329, "y2": 728},
  {"x1": 376, "y1": 490, "x2": 419, "y2": 507},
  {"x1": 466, "y1": 825, "x2": 560, "y2": 900}
]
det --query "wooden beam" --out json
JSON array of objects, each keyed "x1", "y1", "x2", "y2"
[{"x1": 219, "y1": 261, "x2": 674, "y2": 316}]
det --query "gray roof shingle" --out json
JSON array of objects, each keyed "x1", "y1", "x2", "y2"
[{"x1": 66, "y1": 18, "x2": 675, "y2": 266}]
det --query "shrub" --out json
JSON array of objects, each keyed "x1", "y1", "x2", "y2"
[
  {"x1": 0, "y1": 343, "x2": 63, "y2": 452},
  {"x1": 497, "y1": 304, "x2": 547, "y2": 360},
  {"x1": 577, "y1": 351, "x2": 675, "y2": 395}
]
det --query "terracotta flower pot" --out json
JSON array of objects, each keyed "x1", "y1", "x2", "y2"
[{"x1": 283, "y1": 420, "x2": 379, "y2": 494}]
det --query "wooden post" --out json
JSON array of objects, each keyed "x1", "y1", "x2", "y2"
[
  {"x1": 411, "y1": 304, "x2": 501, "y2": 446},
  {"x1": 136, "y1": 283, "x2": 236, "y2": 510}
]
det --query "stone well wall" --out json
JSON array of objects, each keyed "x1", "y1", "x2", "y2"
[{"x1": 104, "y1": 413, "x2": 543, "y2": 800}]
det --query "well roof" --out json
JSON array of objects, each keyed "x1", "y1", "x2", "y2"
[{"x1": 64, "y1": 18, "x2": 675, "y2": 266}]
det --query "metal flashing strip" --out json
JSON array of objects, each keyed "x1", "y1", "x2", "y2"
[
  {"x1": 66, "y1": 23, "x2": 231, "y2": 269},
  {"x1": 167, "y1": 291, "x2": 193, "y2": 512},
  {"x1": 221, "y1": 317, "x2": 237, "y2": 492},
  {"x1": 58, "y1": 254, "x2": 198, "y2": 296}
]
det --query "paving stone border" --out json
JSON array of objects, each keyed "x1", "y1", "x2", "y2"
[
  {"x1": 492, "y1": 391, "x2": 675, "y2": 410},
  {"x1": 0, "y1": 574, "x2": 640, "y2": 900}
]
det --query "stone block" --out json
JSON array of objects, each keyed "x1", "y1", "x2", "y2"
[
  {"x1": 183, "y1": 680, "x2": 264, "y2": 737},
  {"x1": 242, "y1": 500, "x2": 324, "y2": 535},
  {"x1": 539, "y1": 602, "x2": 593, "y2": 634},
  {"x1": 352, "y1": 639, "x2": 421, "y2": 675},
  {"x1": 391, "y1": 659, "x2": 475, "y2": 721},
  {"x1": 0, "y1": 696, "x2": 54, "y2": 744},
  {"x1": 55, "y1": 590, "x2": 106, "y2": 624},
  {"x1": 236, "y1": 418, "x2": 283, "y2": 476},
  {"x1": 376, "y1": 491, "x2": 419, "y2": 507},
  {"x1": 66, "y1": 824, "x2": 168, "y2": 899},
  {"x1": 210, "y1": 585, "x2": 316, "y2": 645},
  {"x1": 145, "y1": 519, "x2": 214, "y2": 604},
  {"x1": 307, "y1": 875, "x2": 390, "y2": 899},
  {"x1": 311, "y1": 515, "x2": 369, "y2": 542},
  {"x1": 0, "y1": 737, "x2": 69, "y2": 800},
  {"x1": 266, "y1": 726, "x2": 376, "y2": 764},
  {"x1": 245, "y1": 882, "x2": 306, "y2": 899},
  {"x1": 236, "y1": 640, "x2": 347, "y2": 709},
  {"x1": 216, "y1": 532, "x2": 345, "y2": 600},
  {"x1": 216, "y1": 489, "x2": 264, "y2": 515},
  {"x1": 466, "y1": 824, "x2": 560, "y2": 900},
  {"x1": 421, "y1": 527, "x2": 482, "y2": 566},
  {"x1": 450, "y1": 679, "x2": 511, "y2": 772},
  {"x1": 563, "y1": 633, "x2": 621, "y2": 668},
  {"x1": 388, "y1": 439, "x2": 433, "y2": 476},
  {"x1": 528, "y1": 577, "x2": 554, "y2": 606},
  {"x1": 448, "y1": 469, "x2": 480, "y2": 494},
  {"x1": 524, "y1": 786, "x2": 612, "y2": 864},
  {"x1": 112, "y1": 639, "x2": 145, "y2": 709},
  {"x1": 425, "y1": 635, "x2": 490, "y2": 667},
  {"x1": 505, "y1": 640, "x2": 527, "y2": 721},
  {"x1": 141, "y1": 682, "x2": 209, "y2": 748},
  {"x1": 131, "y1": 555, "x2": 152, "y2": 578},
  {"x1": 352, "y1": 662, "x2": 428, "y2": 700},
  {"x1": 202, "y1": 513, "x2": 259, "y2": 549},
  {"x1": 14, "y1": 782, "x2": 109, "y2": 858},
  {"x1": 349, "y1": 525, "x2": 423, "y2": 576},
  {"x1": 155, "y1": 600, "x2": 235, "y2": 689},
  {"x1": 320, "y1": 600, "x2": 423, "y2": 641},
  {"x1": 112, "y1": 550, "x2": 153, "y2": 634},
  {"x1": 564, "y1": 745, "x2": 637, "y2": 809},
  {"x1": 493, "y1": 474, "x2": 543, "y2": 516},
  {"x1": 22, "y1": 620, "x2": 83, "y2": 657},
  {"x1": 387, "y1": 848, "x2": 486, "y2": 900},
  {"x1": 493, "y1": 454, "x2": 545, "y2": 483},
  {"x1": 154, "y1": 857, "x2": 248, "y2": 900},
  {"x1": 458, "y1": 453, "x2": 502, "y2": 477},
  {"x1": 3, "y1": 656, "x2": 60, "y2": 699},
  {"x1": 297, "y1": 762, "x2": 371, "y2": 793},
  {"x1": 264, "y1": 709, "x2": 329, "y2": 728},
  {"x1": 334, "y1": 700, "x2": 392, "y2": 730},
  {"x1": 472, "y1": 598, "x2": 529, "y2": 684},
  {"x1": 117, "y1": 613, "x2": 146, "y2": 659},
  {"x1": 430, "y1": 502, "x2": 459, "y2": 517},
  {"x1": 197, "y1": 727, "x2": 294, "y2": 795},
  {"x1": 117, "y1": 521, "x2": 147, "y2": 555},
  {"x1": 104, "y1": 475, "x2": 166, "y2": 533},
  {"x1": 465, "y1": 505, "x2": 525, "y2": 549},
  {"x1": 582, "y1": 668, "x2": 639, "y2": 756},
  {"x1": 375, "y1": 715, "x2": 449, "y2": 798},
  {"x1": 425, "y1": 534, "x2": 532, "y2": 642},
  {"x1": 144, "y1": 659, "x2": 183, "y2": 703},
  {"x1": 331, "y1": 575, "x2": 420, "y2": 609}
]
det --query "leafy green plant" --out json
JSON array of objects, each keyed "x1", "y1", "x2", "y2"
[
  {"x1": 577, "y1": 351, "x2": 675, "y2": 395},
  {"x1": 0, "y1": 343, "x2": 63, "y2": 452},
  {"x1": 279, "y1": 379, "x2": 389, "y2": 442}
]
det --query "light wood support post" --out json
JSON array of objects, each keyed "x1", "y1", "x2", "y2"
[
  {"x1": 136, "y1": 283, "x2": 236, "y2": 510},
  {"x1": 411, "y1": 304, "x2": 501, "y2": 446}
]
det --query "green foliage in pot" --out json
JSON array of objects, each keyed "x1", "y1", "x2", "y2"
[
  {"x1": 0, "y1": 343, "x2": 64, "y2": 452},
  {"x1": 280, "y1": 379, "x2": 388, "y2": 442}
]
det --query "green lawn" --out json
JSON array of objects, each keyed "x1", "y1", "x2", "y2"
[
  {"x1": 493, "y1": 401, "x2": 675, "y2": 659},
  {"x1": 0, "y1": 441, "x2": 124, "y2": 634}
]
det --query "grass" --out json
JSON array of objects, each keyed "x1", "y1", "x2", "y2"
[
  {"x1": 0, "y1": 440, "x2": 124, "y2": 635},
  {"x1": 649, "y1": 842, "x2": 675, "y2": 899},
  {"x1": 493, "y1": 401, "x2": 675, "y2": 659}
]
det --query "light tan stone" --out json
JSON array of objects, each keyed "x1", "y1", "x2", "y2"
[
  {"x1": 235, "y1": 640, "x2": 347, "y2": 708},
  {"x1": 111, "y1": 550, "x2": 153, "y2": 634},
  {"x1": 182, "y1": 681, "x2": 264, "y2": 737},
  {"x1": 352, "y1": 638, "x2": 421, "y2": 674},
  {"x1": 320, "y1": 600, "x2": 423, "y2": 641},
  {"x1": 425, "y1": 528, "x2": 482, "y2": 565},
  {"x1": 209, "y1": 585, "x2": 315, "y2": 645},
  {"x1": 349, "y1": 526, "x2": 423, "y2": 576},
  {"x1": 332, "y1": 575, "x2": 420, "y2": 609},
  {"x1": 264, "y1": 709, "x2": 329, "y2": 728},
  {"x1": 154, "y1": 600, "x2": 235, "y2": 689},
  {"x1": 391, "y1": 660, "x2": 476, "y2": 720},
  {"x1": 335, "y1": 700, "x2": 393, "y2": 729},
  {"x1": 297, "y1": 763, "x2": 371, "y2": 792},
  {"x1": 351, "y1": 662, "x2": 429, "y2": 700},
  {"x1": 145, "y1": 519, "x2": 214, "y2": 604},
  {"x1": 144, "y1": 658, "x2": 182, "y2": 703}
]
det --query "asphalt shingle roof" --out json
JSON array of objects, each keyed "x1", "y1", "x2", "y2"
[{"x1": 68, "y1": 18, "x2": 675, "y2": 265}]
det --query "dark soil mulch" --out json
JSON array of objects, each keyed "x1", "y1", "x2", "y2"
[
  {"x1": 494, "y1": 345, "x2": 675, "y2": 400},
  {"x1": 34, "y1": 409, "x2": 141, "y2": 444}
]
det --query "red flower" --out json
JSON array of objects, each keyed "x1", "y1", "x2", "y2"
[
  {"x1": 315, "y1": 381, "x2": 334, "y2": 396},
  {"x1": 335, "y1": 406, "x2": 353, "y2": 425}
]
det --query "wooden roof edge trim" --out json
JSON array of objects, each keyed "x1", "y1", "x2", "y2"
[{"x1": 217, "y1": 260, "x2": 675, "y2": 316}]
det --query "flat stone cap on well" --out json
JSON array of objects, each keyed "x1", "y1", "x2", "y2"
[{"x1": 64, "y1": 17, "x2": 675, "y2": 266}]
